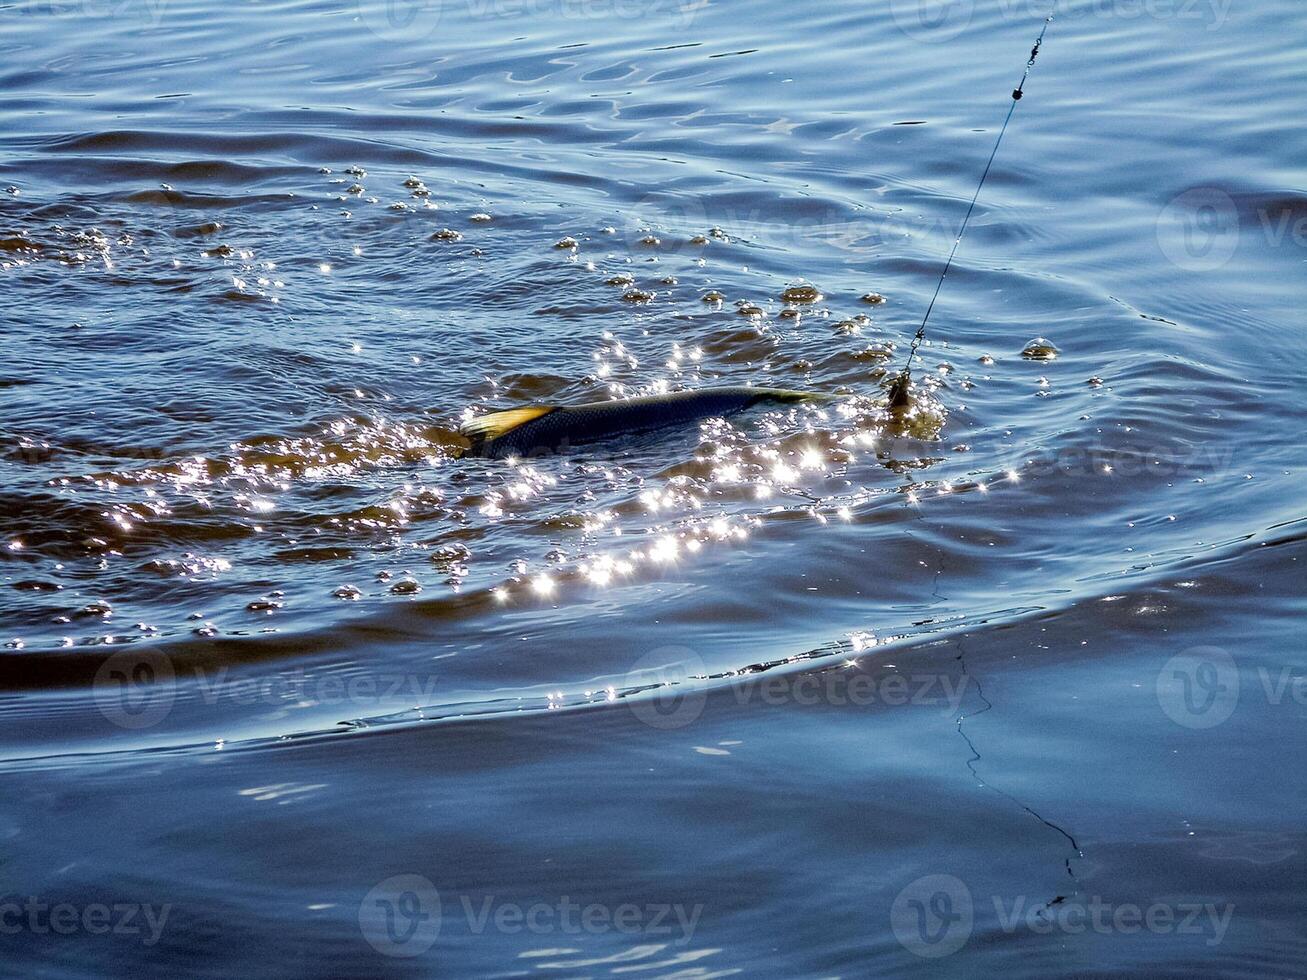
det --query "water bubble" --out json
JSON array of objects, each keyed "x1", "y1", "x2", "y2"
[
  {"x1": 431, "y1": 542, "x2": 471, "y2": 565},
  {"x1": 1021, "y1": 337, "x2": 1060, "y2": 360},
  {"x1": 780, "y1": 283, "x2": 822, "y2": 304}
]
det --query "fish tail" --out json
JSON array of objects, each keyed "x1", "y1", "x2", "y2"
[{"x1": 459, "y1": 405, "x2": 556, "y2": 454}]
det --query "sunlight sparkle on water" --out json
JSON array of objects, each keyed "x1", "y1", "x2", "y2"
[
  {"x1": 651, "y1": 536, "x2": 679, "y2": 563},
  {"x1": 772, "y1": 462, "x2": 798, "y2": 483},
  {"x1": 799, "y1": 448, "x2": 824, "y2": 470}
]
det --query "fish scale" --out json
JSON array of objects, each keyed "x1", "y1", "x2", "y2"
[{"x1": 462, "y1": 385, "x2": 824, "y2": 459}]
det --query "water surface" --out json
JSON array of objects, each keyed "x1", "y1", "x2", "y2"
[{"x1": 1, "y1": 0, "x2": 1305, "y2": 974}]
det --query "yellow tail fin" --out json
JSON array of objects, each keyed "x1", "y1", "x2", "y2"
[{"x1": 459, "y1": 405, "x2": 555, "y2": 443}]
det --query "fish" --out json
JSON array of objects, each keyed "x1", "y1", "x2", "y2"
[{"x1": 459, "y1": 385, "x2": 832, "y2": 459}]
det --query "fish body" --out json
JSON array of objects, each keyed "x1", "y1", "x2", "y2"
[{"x1": 461, "y1": 385, "x2": 826, "y2": 459}]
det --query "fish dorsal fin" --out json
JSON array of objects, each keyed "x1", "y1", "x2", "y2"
[{"x1": 459, "y1": 405, "x2": 555, "y2": 443}]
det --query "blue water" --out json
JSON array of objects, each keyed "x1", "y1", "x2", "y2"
[{"x1": 1, "y1": 0, "x2": 1304, "y2": 974}]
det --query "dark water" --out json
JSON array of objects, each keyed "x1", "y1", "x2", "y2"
[{"x1": 2, "y1": 0, "x2": 1305, "y2": 973}]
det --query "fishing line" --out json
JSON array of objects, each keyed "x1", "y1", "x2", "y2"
[{"x1": 889, "y1": 9, "x2": 1055, "y2": 410}]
